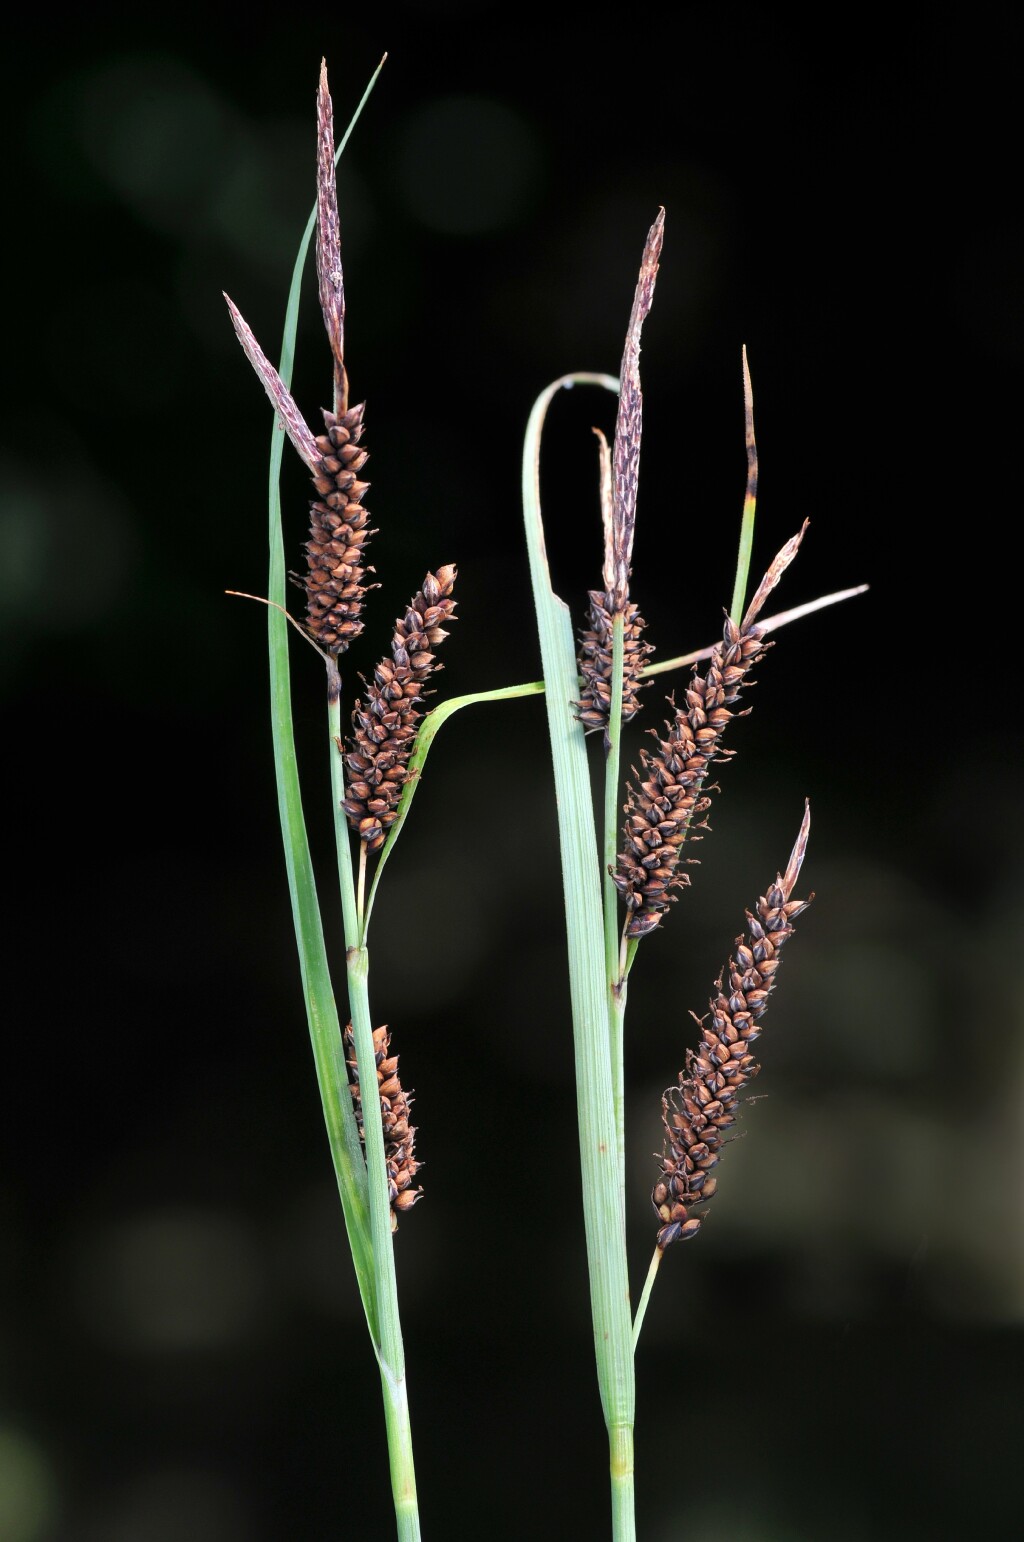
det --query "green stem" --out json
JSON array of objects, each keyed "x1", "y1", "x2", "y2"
[
  {"x1": 327, "y1": 664, "x2": 421, "y2": 1542},
  {"x1": 631, "y1": 1247, "x2": 662, "y2": 1352},
  {"x1": 609, "y1": 1424, "x2": 636, "y2": 1542},
  {"x1": 327, "y1": 665, "x2": 361, "y2": 946},
  {"x1": 603, "y1": 614, "x2": 627, "y2": 1201},
  {"x1": 381, "y1": 1370, "x2": 420, "y2": 1542}
]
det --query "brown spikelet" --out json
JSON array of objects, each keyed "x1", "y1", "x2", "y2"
[
  {"x1": 227, "y1": 62, "x2": 373, "y2": 659},
  {"x1": 613, "y1": 525, "x2": 807, "y2": 938},
  {"x1": 344, "y1": 1023, "x2": 422, "y2": 1229},
  {"x1": 612, "y1": 614, "x2": 765, "y2": 935},
  {"x1": 342, "y1": 566, "x2": 458, "y2": 851},
  {"x1": 577, "y1": 593, "x2": 652, "y2": 734},
  {"x1": 225, "y1": 291, "x2": 375, "y2": 658},
  {"x1": 653, "y1": 804, "x2": 812, "y2": 1248},
  {"x1": 299, "y1": 65, "x2": 375, "y2": 656},
  {"x1": 300, "y1": 404, "x2": 376, "y2": 654}
]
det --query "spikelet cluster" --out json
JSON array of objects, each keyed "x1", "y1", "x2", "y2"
[
  {"x1": 342, "y1": 566, "x2": 457, "y2": 851},
  {"x1": 577, "y1": 594, "x2": 652, "y2": 735},
  {"x1": 654, "y1": 838, "x2": 811, "y2": 1248},
  {"x1": 614, "y1": 615, "x2": 767, "y2": 937},
  {"x1": 300, "y1": 404, "x2": 375, "y2": 655},
  {"x1": 344, "y1": 1024, "x2": 422, "y2": 1229}
]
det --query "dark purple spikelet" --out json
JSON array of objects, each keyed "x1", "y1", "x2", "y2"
[
  {"x1": 577, "y1": 593, "x2": 652, "y2": 734},
  {"x1": 613, "y1": 525, "x2": 806, "y2": 938},
  {"x1": 297, "y1": 62, "x2": 376, "y2": 656},
  {"x1": 653, "y1": 804, "x2": 811, "y2": 1248},
  {"x1": 612, "y1": 613, "x2": 767, "y2": 936},
  {"x1": 344, "y1": 1023, "x2": 422, "y2": 1229},
  {"x1": 225, "y1": 62, "x2": 375, "y2": 660},
  {"x1": 342, "y1": 566, "x2": 458, "y2": 851},
  {"x1": 301, "y1": 404, "x2": 375, "y2": 655}
]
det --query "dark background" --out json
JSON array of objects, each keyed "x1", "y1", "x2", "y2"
[{"x1": 3, "y1": 6, "x2": 1021, "y2": 1540}]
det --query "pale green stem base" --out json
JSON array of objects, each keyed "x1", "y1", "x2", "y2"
[
  {"x1": 381, "y1": 1361, "x2": 421, "y2": 1542},
  {"x1": 610, "y1": 1423, "x2": 636, "y2": 1542}
]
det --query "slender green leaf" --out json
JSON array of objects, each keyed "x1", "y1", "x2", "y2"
[
  {"x1": 362, "y1": 680, "x2": 543, "y2": 936},
  {"x1": 521, "y1": 371, "x2": 636, "y2": 1538}
]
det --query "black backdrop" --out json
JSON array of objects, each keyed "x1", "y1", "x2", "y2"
[{"x1": 3, "y1": 7, "x2": 1021, "y2": 1540}]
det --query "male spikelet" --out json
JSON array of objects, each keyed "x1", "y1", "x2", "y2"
[
  {"x1": 225, "y1": 64, "x2": 374, "y2": 658},
  {"x1": 653, "y1": 803, "x2": 812, "y2": 1247},
  {"x1": 300, "y1": 61, "x2": 375, "y2": 655},
  {"x1": 576, "y1": 212, "x2": 663, "y2": 739},
  {"x1": 344, "y1": 1024, "x2": 422, "y2": 1228},
  {"x1": 613, "y1": 522, "x2": 807, "y2": 937},
  {"x1": 342, "y1": 566, "x2": 458, "y2": 851}
]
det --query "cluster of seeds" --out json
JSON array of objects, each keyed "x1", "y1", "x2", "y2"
[
  {"x1": 577, "y1": 594, "x2": 652, "y2": 737},
  {"x1": 653, "y1": 852, "x2": 810, "y2": 1247},
  {"x1": 301, "y1": 403, "x2": 375, "y2": 656},
  {"x1": 341, "y1": 566, "x2": 457, "y2": 851},
  {"x1": 344, "y1": 1023, "x2": 422, "y2": 1229},
  {"x1": 614, "y1": 615, "x2": 767, "y2": 937}
]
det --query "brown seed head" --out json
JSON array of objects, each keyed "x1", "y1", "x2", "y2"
[
  {"x1": 577, "y1": 593, "x2": 653, "y2": 737},
  {"x1": 613, "y1": 526, "x2": 806, "y2": 937},
  {"x1": 342, "y1": 566, "x2": 458, "y2": 850},
  {"x1": 344, "y1": 1023, "x2": 422, "y2": 1230},
  {"x1": 654, "y1": 804, "x2": 812, "y2": 1248},
  {"x1": 613, "y1": 614, "x2": 765, "y2": 935},
  {"x1": 227, "y1": 63, "x2": 374, "y2": 659},
  {"x1": 300, "y1": 403, "x2": 376, "y2": 655}
]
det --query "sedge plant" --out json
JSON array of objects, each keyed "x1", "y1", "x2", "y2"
[{"x1": 227, "y1": 59, "x2": 862, "y2": 1542}]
